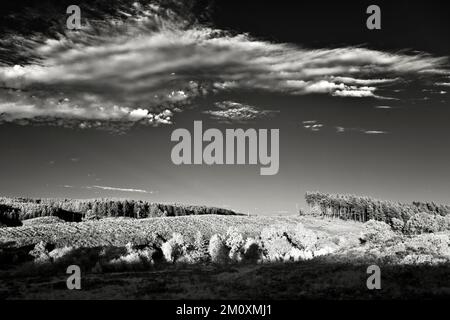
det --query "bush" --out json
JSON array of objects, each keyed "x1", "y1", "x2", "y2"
[
  {"x1": 48, "y1": 246, "x2": 74, "y2": 262},
  {"x1": 288, "y1": 224, "x2": 319, "y2": 251},
  {"x1": 161, "y1": 233, "x2": 186, "y2": 263},
  {"x1": 208, "y1": 234, "x2": 229, "y2": 264},
  {"x1": 390, "y1": 217, "x2": 405, "y2": 232},
  {"x1": 29, "y1": 241, "x2": 51, "y2": 264},
  {"x1": 260, "y1": 226, "x2": 295, "y2": 261},
  {"x1": 177, "y1": 232, "x2": 208, "y2": 264},
  {"x1": 360, "y1": 220, "x2": 395, "y2": 243},
  {"x1": 109, "y1": 243, "x2": 154, "y2": 268},
  {"x1": 404, "y1": 233, "x2": 450, "y2": 257},
  {"x1": 242, "y1": 238, "x2": 262, "y2": 263},
  {"x1": 0, "y1": 204, "x2": 22, "y2": 227},
  {"x1": 225, "y1": 227, "x2": 245, "y2": 262},
  {"x1": 404, "y1": 213, "x2": 445, "y2": 234},
  {"x1": 193, "y1": 231, "x2": 208, "y2": 256},
  {"x1": 261, "y1": 224, "x2": 318, "y2": 250}
]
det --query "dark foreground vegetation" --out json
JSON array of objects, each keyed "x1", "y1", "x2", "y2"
[{"x1": 1, "y1": 260, "x2": 449, "y2": 300}]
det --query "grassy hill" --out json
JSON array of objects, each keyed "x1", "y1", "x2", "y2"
[{"x1": 0, "y1": 215, "x2": 363, "y2": 248}]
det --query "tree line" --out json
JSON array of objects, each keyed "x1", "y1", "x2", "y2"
[
  {"x1": 304, "y1": 192, "x2": 450, "y2": 224},
  {"x1": 0, "y1": 197, "x2": 240, "y2": 226}
]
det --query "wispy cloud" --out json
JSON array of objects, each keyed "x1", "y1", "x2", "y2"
[
  {"x1": 86, "y1": 185, "x2": 153, "y2": 194},
  {"x1": 435, "y1": 82, "x2": 450, "y2": 87},
  {"x1": 363, "y1": 130, "x2": 388, "y2": 135},
  {"x1": 0, "y1": 2, "x2": 448, "y2": 129},
  {"x1": 374, "y1": 105, "x2": 393, "y2": 109},
  {"x1": 336, "y1": 127, "x2": 388, "y2": 135}
]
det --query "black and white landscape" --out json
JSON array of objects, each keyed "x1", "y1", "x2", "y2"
[{"x1": 0, "y1": 0, "x2": 449, "y2": 300}]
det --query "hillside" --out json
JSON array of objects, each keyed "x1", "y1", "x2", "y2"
[
  {"x1": 0, "y1": 214, "x2": 449, "y2": 299},
  {"x1": 0, "y1": 215, "x2": 362, "y2": 249}
]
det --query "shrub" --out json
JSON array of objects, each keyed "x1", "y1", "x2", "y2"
[
  {"x1": 225, "y1": 227, "x2": 245, "y2": 262},
  {"x1": 208, "y1": 234, "x2": 229, "y2": 264},
  {"x1": 288, "y1": 224, "x2": 319, "y2": 251},
  {"x1": 360, "y1": 220, "x2": 395, "y2": 243},
  {"x1": 0, "y1": 204, "x2": 22, "y2": 227},
  {"x1": 242, "y1": 238, "x2": 262, "y2": 263},
  {"x1": 194, "y1": 231, "x2": 208, "y2": 253},
  {"x1": 172, "y1": 231, "x2": 209, "y2": 264},
  {"x1": 261, "y1": 223, "x2": 318, "y2": 251},
  {"x1": 390, "y1": 217, "x2": 405, "y2": 233},
  {"x1": 400, "y1": 254, "x2": 448, "y2": 265},
  {"x1": 436, "y1": 215, "x2": 449, "y2": 231},
  {"x1": 309, "y1": 205, "x2": 322, "y2": 216},
  {"x1": 404, "y1": 213, "x2": 443, "y2": 234},
  {"x1": 29, "y1": 241, "x2": 51, "y2": 264},
  {"x1": 445, "y1": 216, "x2": 450, "y2": 230},
  {"x1": 404, "y1": 233, "x2": 450, "y2": 257},
  {"x1": 260, "y1": 226, "x2": 294, "y2": 262},
  {"x1": 48, "y1": 246, "x2": 74, "y2": 262},
  {"x1": 161, "y1": 233, "x2": 186, "y2": 263},
  {"x1": 109, "y1": 243, "x2": 154, "y2": 268}
]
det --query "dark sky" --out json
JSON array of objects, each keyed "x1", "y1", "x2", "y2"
[{"x1": 0, "y1": 0, "x2": 449, "y2": 214}]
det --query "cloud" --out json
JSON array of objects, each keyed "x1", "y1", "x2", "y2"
[
  {"x1": 336, "y1": 127, "x2": 388, "y2": 134},
  {"x1": 364, "y1": 130, "x2": 388, "y2": 135},
  {"x1": 332, "y1": 87, "x2": 377, "y2": 98},
  {"x1": 204, "y1": 101, "x2": 278, "y2": 123},
  {"x1": 86, "y1": 185, "x2": 153, "y2": 194},
  {"x1": 374, "y1": 105, "x2": 392, "y2": 109},
  {"x1": 302, "y1": 120, "x2": 324, "y2": 132},
  {"x1": 330, "y1": 76, "x2": 399, "y2": 85},
  {"x1": 0, "y1": 2, "x2": 448, "y2": 129}
]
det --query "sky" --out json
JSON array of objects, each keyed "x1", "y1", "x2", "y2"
[{"x1": 0, "y1": 0, "x2": 449, "y2": 215}]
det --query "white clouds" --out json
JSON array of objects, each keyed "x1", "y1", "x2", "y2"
[
  {"x1": 204, "y1": 101, "x2": 278, "y2": 123},
  {"x1": 330, "y1": 76, "x2": 399, "y2": 85},
  {"x1": 335, "y1": 127, "x2": 388, "y2": 134},
  {"x1": 332, "y1": 86, "x2": 377, "y2": 98},
  {"x1": 364, "y1": 130, "x2": 388, "y2": 134},
  {"x1": 374, "y1": 105, "x2": 393, "y2": 109},
  {"x1": 302, "y1": 120, "x2": 324, "y2": 132},
  {"x1": 86, "y1": 185, "x2": 153, "y2": 194},
  {"x1": 0, "y1": 2, "x2": 448, "y2": 129}
]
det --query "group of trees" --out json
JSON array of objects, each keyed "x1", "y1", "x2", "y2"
[
  {"x1": 0, "y1": 197, "x2": 240, "y2": 226},
  {"x1": 304, "y1": 192, "x2": 450, "y2": 224},
  {"x1": 0, "y1": 204, "x2": 22, "y2": 227}
]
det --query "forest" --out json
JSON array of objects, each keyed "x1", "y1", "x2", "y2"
[
  {"x1": 305, "y1": 192, "x2": 450, "y2": 233},
  {"x1": 0, "y1": 197, "x2": 240, "y2": 227}
]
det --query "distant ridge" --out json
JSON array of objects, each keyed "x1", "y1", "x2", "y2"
[{"x1": 0, "y1": 196, "x2": 242, "y2": 226}]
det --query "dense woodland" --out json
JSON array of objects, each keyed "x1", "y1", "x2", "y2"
[
  {"x1": 305, "y1": 192, "x2": 450, "y2": 224},
  {"x1": 0, "y1": 197, "x2": 240, "y2": 226}
]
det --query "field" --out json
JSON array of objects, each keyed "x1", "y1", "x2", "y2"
[
  {"x1": 0, "y1": 215, "x2": 362, "y2": 248},
  {"x1": 1, "y1": 213, "x2": 449, "y2": 299}
]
